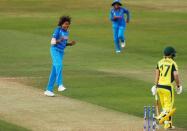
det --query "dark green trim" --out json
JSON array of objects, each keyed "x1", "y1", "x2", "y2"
[
  {"x1": 171, "y1": 64, "x2": 176, "y2": 83},
  {"x1": 157, "y1": 85, "x2": 171, "y2": 90}
]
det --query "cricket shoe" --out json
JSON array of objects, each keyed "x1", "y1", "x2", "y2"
[
  {"x1": 44, "y1": 90, "x2": 55, "y2": 97},
  {"x1": 121, "y1": 42, "x2": 126, "y2": 48},
  {"x1": 58, "y1": 85, "x2": 66, "y2": 92},
  {"x1": 164, "y1": 121, "x2": 175, "y2": 130},
  {"x1": 116, "y1": 50, "x2": 121, "y2": 54},
  {"x1": 159, "y1": 108, "x2": 176, "y2": 124},
  {"x1": 155, "y1": 110, "x2": 168, "y2": 120}
]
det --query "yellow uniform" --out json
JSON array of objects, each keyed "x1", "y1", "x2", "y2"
[
  {"x1": 156, "y1": 57, "x2": 178, "y2": 112},
  {"x1": 155, "y1": 46, "x2": 180, "y2": 129}
]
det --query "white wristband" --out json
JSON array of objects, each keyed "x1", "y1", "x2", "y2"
[{"x1": 51, "y1": 38, "x2": 56, "y2": 45}]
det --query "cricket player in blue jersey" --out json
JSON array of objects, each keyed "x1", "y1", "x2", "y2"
[
  {"x1": 44, "y1": 16, "x2": 76, "y2": 97},
  {"x1": 110, "y1": 0, "x2": 130, "y2": 53}
]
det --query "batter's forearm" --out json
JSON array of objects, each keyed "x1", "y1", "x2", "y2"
[
  {"x1": 155, "y1": 69, "x2": 159, "y2": 85},
  {"x1": 174, "y1": 73, "x2": 180, "y2": 87},
  {"x1": 155, "y1": 77, "x2": 159, "y2": 85}
]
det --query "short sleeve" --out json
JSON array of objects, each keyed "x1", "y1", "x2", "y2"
[
  {"x1": 172, "y1": 62, "x2": 178, "y2": 72},
  {"x1": 123, "y1": 8, "x2": 128, "y2": 13},
  {"x1": 156, "y1": 63, "x2": 159, "y2": 69},
  {"x1": 52, "y1": 27, "x2": 60, "y2": 39}
]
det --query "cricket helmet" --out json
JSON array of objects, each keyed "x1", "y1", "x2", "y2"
[
  {"x1": 164, "y1": 46, "x2": 176, "y2": 57},
  {"x1": 112, "y1": 0, "x2": 122, "y2": 6}
]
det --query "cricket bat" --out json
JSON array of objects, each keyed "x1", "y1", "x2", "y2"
[{"x1": 159, "y1": 108, "x2": 176, "y2": 124}]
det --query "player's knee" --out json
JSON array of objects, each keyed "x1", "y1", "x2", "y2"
[
  {"x1": 118, "y1": 34, "x2": 124, "y2": 40},
  {"x1": 53, "y1": 64, "x2": 63, "y2": 68}
]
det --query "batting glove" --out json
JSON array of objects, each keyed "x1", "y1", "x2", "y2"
[
  {"x1": 176, "y1": 86, "x2": 183, "y2": 94},
  {"x1": 151, "y1": 85, "x2": 157, "y2": 96}
]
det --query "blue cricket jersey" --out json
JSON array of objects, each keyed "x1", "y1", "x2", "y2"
[
  {"x1": 52, "y1": 26, "x2": 69, "y2": 51},
  {"x1": 110, "y1": 7, "x2": 130, "y2": 27}
]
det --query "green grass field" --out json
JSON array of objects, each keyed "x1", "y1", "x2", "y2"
[
  {"x1": 0, "y1": 119, "x2": 30, "y2": 131},
  {"x1": 0, "y1": 0, "x2": 187, "y2": 130}
]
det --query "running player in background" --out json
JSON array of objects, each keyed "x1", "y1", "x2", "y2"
[
  {"x1": 110, "y1": 0, "x2": 130, "y2": 53},
  {"x1": 151, "y1": 46, "x2": 183, "y2": 130}
]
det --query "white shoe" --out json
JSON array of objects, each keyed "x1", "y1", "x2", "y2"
[
  {"x1": 44, "y1": 90, "x2": 55, "y2": 97},
  {"x1": 121, "y1": 42, "x2": 126, "y2": 48},
  {"x1": 116, "y1": 50, "x2": 121, "y2": 54},
  {"x1": 58, "y1": 85, "x2": 66, "y2": 92},
  {"x1": 169, "y1": 126, "x2": 175, "y2": 130},
  {"x1": 164, "y1": 121, "x2": 175, "y2": 130}
]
